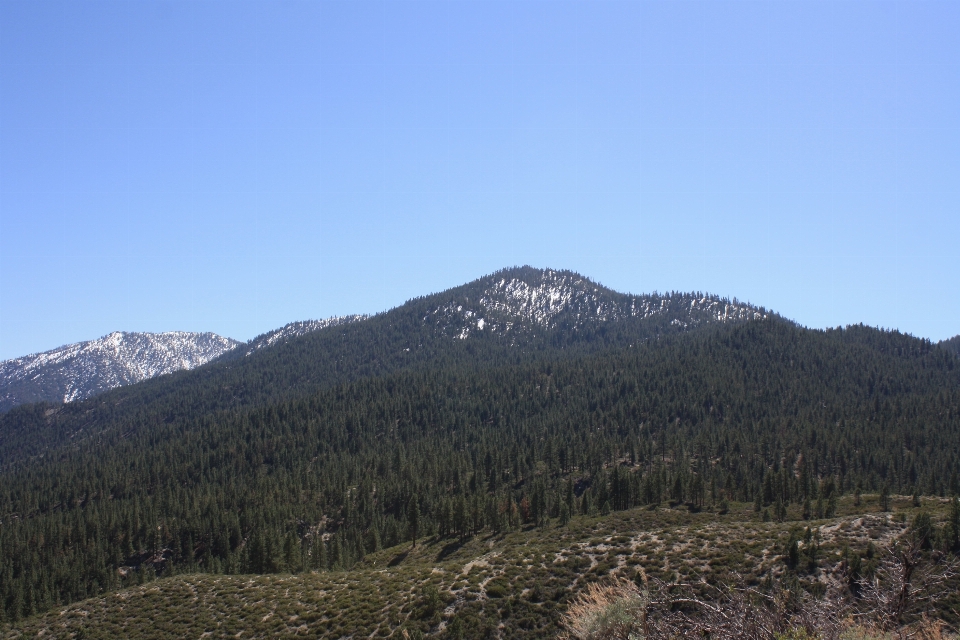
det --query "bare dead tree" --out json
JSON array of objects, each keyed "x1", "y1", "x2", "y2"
[
  {"x1": 562, "y1": 536, "x2": 958, "y2": 640},
  {"x1": 855, "y1": 539, "x2": 958, "y2": 638},
  {"x1": 641, "y1": 577, "x2": 849, "y2": 640}
]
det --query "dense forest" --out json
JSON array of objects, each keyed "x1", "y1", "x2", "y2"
[
  {"x1": 1, "y1": 313, "x2": 959, "y2": 623},
  {"x1": 0, "y1": 267, "x2": 765, "y2": 467},
  {"x1": 941, "y1": 334, "x2": 960, "y2": 358}
]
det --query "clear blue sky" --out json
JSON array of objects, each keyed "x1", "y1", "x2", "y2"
[{"x1": 1, "y1": 0, "x2": 957, "y2": 360}]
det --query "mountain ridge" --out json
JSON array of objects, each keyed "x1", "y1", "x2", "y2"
[
  {"x1": 0, "y1": 266, "x2": 771, "y2": 412},
  {"x1": 242, "y1": 315, "x2": 369, "y2": 356},
  {"x1": 0, "y1": 331, "x2": 240, "y2": 412},
  {"x1": 417, "y1": 266, "x2": 768, "y2": 340}
]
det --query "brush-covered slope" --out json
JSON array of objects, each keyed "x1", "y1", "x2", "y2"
[
  {"x1": 0, "y1": 331, "x2": 241, "y2": 412},
  {"x1": 1, "y1": 315, "x2": 958, "y2": 625},
  {"x1": 4, "y1": 496, "x2": 957, "y2": 639}
]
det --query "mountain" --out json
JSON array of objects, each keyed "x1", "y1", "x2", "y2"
[
  {"x1": 1, "y1": 315, "x2": 958, "y2": 631},
  {"x1": 0, "y1": 266, "x2": 768, "y2": 419},
  {"x1": 0, "y1": 317, "x2": 374, "y2": 413},
  {"x1": 3, "y1": 267, "x2": 957, "y2": 632},
  {"x1": 0, "y1": 267, "x2": 764, "y2": 413},
  {"x1": 0, "y1": 331, "x2": 240, "y2": 412},
  {"x1": 411, "y1": 266, "x2": 767, "y2": 339}
]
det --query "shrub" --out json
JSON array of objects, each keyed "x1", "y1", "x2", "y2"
[
  {"x1": 775, "y1": 630, "x2": 819, "y2": 640},
  {"x1": 560, "y1": 578, "x2": 647, "y2": 640}
]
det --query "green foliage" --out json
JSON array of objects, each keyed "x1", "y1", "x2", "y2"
[
  {"x1": 910, "y1": 511, "x2": 934, "y2": 550},
  {"x1": 939, "y1": 335, "x2": 960, "y2": 358},
  {"x1": 784, "y1": 534, "x2": 801, "y2": 570},
  {"x1": 775, "y1": 630, "x2": 818, "y2": 640},
  {"x1": 717, "y1": 496, "x2": 729, "y2": 514},
  {"x1": 0, "y1": 316, "x2": 958, "y2": 623},
  {"x1": 414, "y1": 583, "x2": 446, "y2": 623}
]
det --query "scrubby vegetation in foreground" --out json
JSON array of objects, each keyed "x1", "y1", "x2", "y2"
[{"x1": 3, "y1": 495, "x2": 958, "y2": 639}]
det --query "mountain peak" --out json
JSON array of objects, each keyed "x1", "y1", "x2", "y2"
[
  {"x1": 421, "y1": 266, "x2": 767, "y2": 339},
  {"x1": 479, "y1": 268, "x2": 615, "y2": 326},
  {"x1": 0, "y1": 331, "x2": 241, "y2": 410}
]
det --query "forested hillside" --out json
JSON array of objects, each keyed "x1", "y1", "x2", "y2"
[
  {"x1": 1, "y1": 316, "x2": 958, "y2": 624},
  {"x1": 0, "y1": 267, "x2": 764, "y2": 467}
]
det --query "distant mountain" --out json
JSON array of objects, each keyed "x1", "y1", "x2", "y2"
[
  {"x1": 0, "y1": 331, "x2": 240, "y2": 412},
  {"x1": 0, "y1": 317, "x2": 371, "y2": 412},
  {"x1": 0, "y1": 267, "x2": 780, "y2": 467}
]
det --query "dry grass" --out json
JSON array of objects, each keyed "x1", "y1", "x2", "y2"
[{"x1": 559, "y1": 577, "x2": 647, "y2": 640}]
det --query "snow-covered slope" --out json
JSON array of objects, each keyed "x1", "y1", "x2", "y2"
[
  {"x1": 244, "y1": 316, "x2": 367, "y2": 355},
  {"x1": 421, "y1": 267, "x2": 767, "y2": 340},
  {"x1": 0, "y1": 332, "x2": 241, "y2": 411},
  {"x1": 0, "y1": 317, "x2": 372, "y2": 411}
]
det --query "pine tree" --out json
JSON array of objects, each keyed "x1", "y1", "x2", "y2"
[
  {"x1": 408, "y1": 497, "x2": 420, "y2": 548},
  {"x1": 559, "y1": 502, "x2": 571, "y2": 527},
  {"x1": 717, "y1": 496, "x2": 729, "y2": 514},
  {"x1": 826, "y1": 493, "x2": 838, "y2": 518},
  {"x1": 880, "y1": 485, "x2": 891, "y2": 512},
  {"x1": 565, "y1": 478, "x2": 576, "y2": 516},
  {"x1": 775, "y1": 498, "x2": 787, "y2": 523}
]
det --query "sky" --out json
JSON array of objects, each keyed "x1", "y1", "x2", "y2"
[{"x1": 1, "y1": 0, "x2": 957, "y2": 360}]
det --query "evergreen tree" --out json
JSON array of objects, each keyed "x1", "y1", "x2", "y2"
[
  {"x1": 408, "y1": 498, "x2": 420, "y2": 548},
  {"x1": 880, "y1": 485, "x2": 891, "y2": 512}
]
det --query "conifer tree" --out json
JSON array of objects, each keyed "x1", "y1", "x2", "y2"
[
  {"x1": 880, "y1": 485, "x2": 891, "y2": 512},
  {"x1": 408, "y1": 498, "x2": 420, "y2": 548}
]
